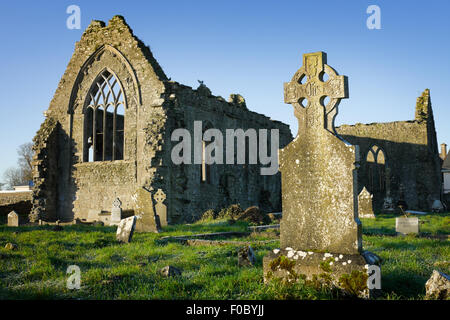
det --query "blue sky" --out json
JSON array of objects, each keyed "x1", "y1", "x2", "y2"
[{"x1": 0, "y1": 0, "x2": 449, "y2": 181}]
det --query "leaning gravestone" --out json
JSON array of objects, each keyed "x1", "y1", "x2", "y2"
[
  {"x1": 358, "y1": 187, "x2": 376, "y2": 218},
  {"x1": 263, "y1": 52, "x2": 380, "y2": 297},
  {"x1": 110, "y1": 198, "x2": 122, "y2": 226},
  {"x1": 395, "y1": 216, "x2": 419, "y2": 235},
  {"x1": 116, "y1": 216, "x2": 137, "y2": 243},
  {"x1": 133, "y1": 187, "x2": 161, "y2": 233},
  {"x1": 154, "y1": 189, "x2": 168, "y2": 227},
  {"x1": 8, "y1": 211, "x2": 19, "y2": 227}
]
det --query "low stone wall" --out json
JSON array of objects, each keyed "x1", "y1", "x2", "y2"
[{"x1": 0, "y1": 191, "x2": 33, "y2": 224}]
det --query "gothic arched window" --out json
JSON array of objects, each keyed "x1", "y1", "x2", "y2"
[
  {"x1": 366, "y1": 145, "x2": 386, "y2": 192},
  {"x1": 84, "y1": 70, "x2": 126, "y2": 162}
]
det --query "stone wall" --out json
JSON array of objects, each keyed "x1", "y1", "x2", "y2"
[
  {"x1": 159, "y1": 82, "x2": 292, "y2": 223},
  {"x1": 0, "y1": 192, "x2": 32, "y2": 223},
  {"x1": 337, "y1": 90, "x2": 442, "y2": 212}
]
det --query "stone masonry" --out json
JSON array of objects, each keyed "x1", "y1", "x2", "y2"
[{"x1": 30, "y1": 16, "x2": 292, "y2": 224}]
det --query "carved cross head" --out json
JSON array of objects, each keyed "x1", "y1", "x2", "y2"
[
  {"x1": 154, "y1": 189, "x2": 166, "y2": 203},
  {"x1": 284, "y1": 52, "x2": 348, "y2": 133},
  {"x1": 112, "y1": 197, "x2": 122, "y2": 208}
]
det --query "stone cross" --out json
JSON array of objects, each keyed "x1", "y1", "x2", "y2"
[
  {"x1": 154, "y1": 189, "x2": 168, "y2": 227},
  {"x1": 8, "y1": 211, "x2": 19, "y2": 227},
  {"x1": 110, "y1": 197, "x2": 122, "y2": 226},
  {"x1": 279, "y1": 51, "x2": 362, "y2": 254},
  {"x1": 284, "y1": 52, "x2": 348, "y2": 135}
]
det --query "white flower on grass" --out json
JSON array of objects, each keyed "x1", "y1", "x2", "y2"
[
  {"x1": 287, "y1": 251, "x2": 295, "y2": 258},
  {"x1": 334, "y1": 257, "x2": 339, "y2": 262},
  {"x1": 324, "y1": 253, "x2": 333, "y2": 258},
  {"x1": 308, "y1": 251, "x2": 314, "y2": 255},
  {"x1": 339, "y1": 254, "x2": 343, "y2": 259},
  {"x1": 347, "y1": 260, "x2": 352, "y2": 264},
  {"x1": 364, "y1": 264, "x2": 369, "y2": 269},
  {"x1": 342, "y1": 262, "x2": 347, "y2": 266},
  {"x1": 273, "y1": 249, "x2": 280, "y2": 254},
  {"x1": 329, "y1": 262, "x2": 333, "y2": 266},
  {"x1": 285, "y1": 247, "x2": 293, "y2": 251}
]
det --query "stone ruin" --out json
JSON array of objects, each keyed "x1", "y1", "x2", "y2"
[{"x1": 28, "y1": 16, "x2": 292, "y2": 226}]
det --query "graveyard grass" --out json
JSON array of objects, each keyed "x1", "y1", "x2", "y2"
[{"x1": 0, "y1": 213, "x2": 448, "y2": 300}]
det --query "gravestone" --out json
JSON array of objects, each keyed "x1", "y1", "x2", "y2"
[
  {"x1": 8, "y1": 211, "x2": 19, "y2": 227},
  {"x1": 395, "y1": 217, "x2": 419, "y2": 235},
  {"x1": 116, "y1": 216, "x2": 137, "y2": 243},
  {"x1": 133, "y1": 187, "x2": 161, "y2": 233},
  {"x1": 263, "y1": 52, "x2": 380, "y2": 297},
  {"x1": 359, "y1": 187, "x2": 376, "y2": 218},
  {"x1": 110, "y1": 198, "x2": 122, "y2": 226},
  {"x1": 154, "y1": 189, "x2": 168, "y2": 227}
]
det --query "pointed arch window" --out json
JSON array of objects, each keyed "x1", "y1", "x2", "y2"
[
  {"x1": 366, "y1": 145, "x2": 386, "y2": 192},
  {"x1": 84, "y1": 70, "x2": 126, "y2": 162}
]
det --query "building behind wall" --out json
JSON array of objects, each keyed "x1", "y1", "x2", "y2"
[
  {"x1": 29, "y1": 16, "x2": 292, "y2": 224},
  {"x1": 337, "y1": 89, "x2": 443, "y2": 212}
]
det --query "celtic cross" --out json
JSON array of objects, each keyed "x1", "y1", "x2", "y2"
[{"x1": 284, "y1": 52, "x2": 348, "y2": 135}]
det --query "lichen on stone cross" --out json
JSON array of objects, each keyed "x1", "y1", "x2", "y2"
[{"x1": 284, "y1": 52, "x2": 348, "y2": 134}]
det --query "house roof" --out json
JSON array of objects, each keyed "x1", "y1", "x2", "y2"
[{"x1": 443, "y1": 151, "x2": 450, "y2": 170}]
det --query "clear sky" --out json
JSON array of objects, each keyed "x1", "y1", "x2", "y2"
[{"x1": 0, "y1": 0, "x2": 449, "y2": 182}]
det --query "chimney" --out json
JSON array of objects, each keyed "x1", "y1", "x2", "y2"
[{"x1": 441, "y1": 143, "x2": 448, "y2": 160}]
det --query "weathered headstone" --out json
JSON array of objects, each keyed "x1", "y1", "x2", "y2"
[
  {"x1": 110, "y1": 198, "x2": 122, "y2": 226},
  {"x1": 395, "y1": 216, "x2": 419, "y2": 235},
  {"x1": 133, "y1": 187, "x2": 160, "y2": 233},
  {"x1": 116, "y1": 216, "x2": 137, "y2": 243},
  {"x1": 154, "y1": 189, "x2": 168, "y2": 227},
  {"x1": 7, "y1": 211, "x2": 19, "y2": 227},
  {"x1": 358, "y1": 187, "x2": 376, "y2": 218},
  {"x1": 263, "y1": 52, "x2": 380, "y2": 297}
]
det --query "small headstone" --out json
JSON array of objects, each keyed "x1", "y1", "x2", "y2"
[
  {"x1": 7, "y1": 211, "x2": 19, "y2": 227},
  {"x1": 425, "y1": 270, "x2": 450, "y2": 300},
  {"x1": 133, "y1": 188, "x2": 160, "y2": 233},
  {"x1": 238, "y1": 246, "x2": 256, "y2": 267},
  {"x1": 431, "y1": 200, "x2": 444, "y2": 213},
  {"x1": 110, "y1": 198, "x2": 122, "y2": 226},
  {"x1": 159, "y1": 265, "x2": 182, "y2": 277},
  {"x1": 395, "y1": 217, "x2": 419, "y2": 235},
  {"x1": 154, "y1": 189, "x2": 168, "y2": 227},
  {"x1": 358, "y1": 187, "x2": 375, "y2": 218},
  {"x1": 116, "y1": 216, "x2": 137, "y2": 243}
]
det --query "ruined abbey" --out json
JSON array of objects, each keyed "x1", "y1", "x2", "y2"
[{"x1": 23, "y1": 16, "x2": 444, "y2": 227}]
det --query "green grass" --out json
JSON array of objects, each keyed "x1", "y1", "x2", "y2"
[{"x1": 0, "y1": 214, "x2": 448, "y2": 300}]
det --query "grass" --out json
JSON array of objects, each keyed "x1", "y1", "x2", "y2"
[{"x1": 0, "y1": 213, "x2": 448, "y2": 300}]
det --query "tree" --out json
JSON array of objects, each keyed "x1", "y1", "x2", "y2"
[
  {"x1": 2, "y1": 142, "x2": 34, "y2": 189},
  {"x1": 17, "y1": 142, "x2": 33, "y2": 182},
  {"x1": 3, "y1": 167, "x2": 24, "y2": 189}
]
